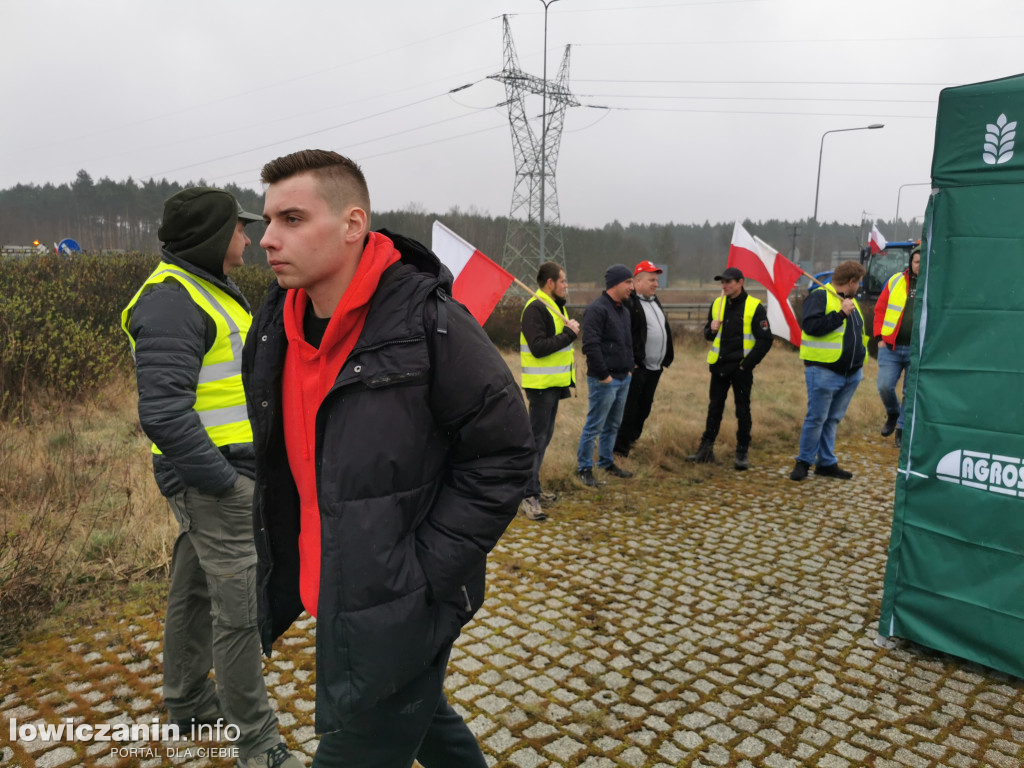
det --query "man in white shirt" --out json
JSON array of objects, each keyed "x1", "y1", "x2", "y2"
[{"x1": 614, "y1": 261, "x2": 674, "y2": 458}]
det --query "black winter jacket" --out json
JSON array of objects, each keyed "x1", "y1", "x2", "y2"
[
  {"x1": 626, "y1": 292, "x2": 674, "y2": 370},
  {"x1": 241, "y1": 231, "x2": 533, "y2": 732},
  {"x1": 581, "y1": 292, "x2": 634, "y2": 380},
  {"x1": 125, "y1": 249, "x2": 255, "y2": 497}
]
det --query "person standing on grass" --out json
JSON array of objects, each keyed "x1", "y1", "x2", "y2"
[
  {"x1": 520, "y1": 260, "x2": 580, "y2": 522},
  {"x1": 242, "y1": 149, "x2": 533, "y2": 768},
  {"x1": 120, "y1": 187, "x2": 301, "y2": 768},
  {"x1": 613, "y1": 260, "x2": 674, "y2": 459},
  {"x1": 790, "y1": 260, "x2": 868, "y2": 482},
  {"x1": 687, "y1": 267, "x2": 773, "y2": 470},
  {"x1": 575, "y1": 264, "x2": 635, "y2": 487},
  {"x1": 873, "y1": 244, "x2": 921, "y2": 450}
]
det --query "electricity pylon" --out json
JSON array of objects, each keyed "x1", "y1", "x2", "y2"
[{"x1": 489, "y1": 14, "x2": 579, "y2": 285}]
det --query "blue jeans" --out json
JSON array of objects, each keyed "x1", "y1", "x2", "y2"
[
  {"x1": 797, "y1": 366, "x2": 863, "y2": 467},
  {"x1": 577, "y1": 375, "x2": 631, "y2": 471},
  {"x1": 877, "y1": 343, "x2": 911, "y2": 428}
]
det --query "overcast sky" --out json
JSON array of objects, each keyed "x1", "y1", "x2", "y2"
[{"x1": 3, "y1": 0, "x2": 1023, "y2": 231}]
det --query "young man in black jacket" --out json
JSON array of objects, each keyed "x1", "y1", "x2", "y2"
[
  {"x1": 121, "y1": 188, "x2": 300, "y2": 768},
  {"x1": 243, "y1": 149, "x2": 533, "y2": 767},
  {"x1": 614, "y1": 260, "x2": 674, "y2": 458},
  {"x1": 688, "y1": 267, "x2": 773, "y2": 470},
  {"x1": 520, "y1": 261, "x2": 579, "y2": 521},
  {"x1": 576, "y1": 264, "x2": 635, "y2": 486}
]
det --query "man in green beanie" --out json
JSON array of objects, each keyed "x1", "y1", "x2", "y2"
[{"x1": 121, "y1": 187, "x2": 300, "y2": 768}]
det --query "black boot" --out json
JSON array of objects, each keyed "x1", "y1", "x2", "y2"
[
  {"x1": 734, "y1": 448, "x2": 749, "y2": 471},
  {"x1": 687, "y1": 440, "x2": 715, "y2": 463},
  {"x1": 894, "y1": 428, "x2": 903, "y2": 449},
  {"x1": 881, "y1": 412, "x2": 899, "y2": 437}
]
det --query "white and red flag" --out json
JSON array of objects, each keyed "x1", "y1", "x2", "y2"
[
  {"x1": 869, "y1": 224, "x2": 888, "y2": 255},
  {"x1": 726, "y1": 222, "x2": 805, "y2": 346},
  {"x1": 431, "y1": 221, "x2": 514, "y2": 326}
]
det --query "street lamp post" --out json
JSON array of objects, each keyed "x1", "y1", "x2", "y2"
[
  {"x1": 895, "y1": 182, "x2": 930, "y2": 239},
  {"x1": 810, "y1": 123, "x2": 884, "y2": 264},
  {"x1": 538, "y1": 0, "x2": 561, "y2": 264}
]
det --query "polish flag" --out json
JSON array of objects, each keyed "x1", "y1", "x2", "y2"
[
  {"x1": 431, "y1": 221, "x2": 515, "y2": 325},
  {"x1": 869, "y1": 224, "x2": 888, "y2": 255},
  {"x1": 726, "y1": 222, "x2": 805, "y2": 346}
]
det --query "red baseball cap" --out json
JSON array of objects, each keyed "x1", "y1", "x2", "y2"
[{"x1": 634, "y1": 260, "x2": 663, "y2": 275}]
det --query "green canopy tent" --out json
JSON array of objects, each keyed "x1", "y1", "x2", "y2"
[{"x1": 879, "y1": 73, "x2": 1024, "y2": 677}]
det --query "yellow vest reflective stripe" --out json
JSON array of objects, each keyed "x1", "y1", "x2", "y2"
[
  {"x1": 121, "y1": 261, "x2": 253, "y2": 453},
  {"x1": 520, "y1": 291, "x2": 575, "y2": 389},
  {"x1": 799, "y1": 284, "x2": 868, "y2": 363},
  {"x1": 880, "y1": 272, "x2": 908, "y2": 343},
  {"x1": 707, "y1": 295, "x2": 761, "y2": 364}
]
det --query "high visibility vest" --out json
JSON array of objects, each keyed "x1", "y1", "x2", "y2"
[
  {"x1": 799, "y1": 283, "x2": 868, "y2": 363},
  {"x1": 707, "y1": 294, "x2": 761, "y2": 364},
  {"x1": 121, "y1": 261, "x2": 253, "y2": 454},
  {"x1": 879, "y1": 271, "x2": 909, "y2": 344},
  {"x1": 520, "y1": 291, "x2": 575, "y2": 389}
]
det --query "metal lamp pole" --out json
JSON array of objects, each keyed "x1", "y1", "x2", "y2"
[
  {"x1": 895, "y1": 182, "x2": 930, "y2": 239},
  {"x1": 538, "y1": 0, "x2": 560, "y2": 264},
  {"x1": 810, "y1": 123, "x2": 884, "y2": 263}
]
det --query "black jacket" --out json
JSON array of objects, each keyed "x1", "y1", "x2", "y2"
[
  {"x1": 626, "y1": 292, "x2": 674, "y2": 370},
  {"x1": 125, "y1": 249, "x2": 254, "y2": 497},
  {"x1": 520, "y1": 293, "x2": 577, "y2": 394},
  {"x1": 801, "y1": 286, "x2": 866, "y2": 375},
  {"x1": 581, "y1": 292, "x2": 634, "y2": 380},
  {"x1": 241, "y1": 231, "x2": 533, "y2": 731},
  {"x1": 702, "y1": 289, "x2": 773, "y2": 373}
]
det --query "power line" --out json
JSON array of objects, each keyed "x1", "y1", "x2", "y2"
[
  {"x1": 584, "y1": 104, "x2": 934, "y2": 119},
  {"x1": 574, "y1": 78, "x2": 956, "y2": 86},
  {"x1": 578, "y1": 93, "x2": 937, "y2": 104}
]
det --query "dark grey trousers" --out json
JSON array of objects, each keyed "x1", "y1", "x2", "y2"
[{"x1": 163, "y1": 475, "x2": 282, "y2": 759}]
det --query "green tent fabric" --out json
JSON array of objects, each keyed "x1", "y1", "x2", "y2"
[{"x1": 878, "y1": 73, "x2": 1024, "y2": 678}]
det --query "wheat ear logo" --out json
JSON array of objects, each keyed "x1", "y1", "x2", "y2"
[{"x1": 983, "y1": 113, "x2": 1016, "y2": 165}]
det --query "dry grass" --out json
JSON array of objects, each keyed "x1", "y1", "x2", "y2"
[
  {"x1": 0, "y1": 336, "x2": 886, "y2": 647},
  {"x1": 0, "y1": 375, "x2": 175, "y2": 646}
]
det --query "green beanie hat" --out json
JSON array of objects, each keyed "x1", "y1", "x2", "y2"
[{"x1": 158, "y1": 187, "x2": 260, "y2": 276}]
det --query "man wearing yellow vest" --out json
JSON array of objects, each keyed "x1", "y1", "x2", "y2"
[
  {"x1": 790, "y1": 260, "x2": 868, "y2": 482},
  {"x1": 688, "y1": 267, "x2": 773, "y2": 470},
  {"x1": 872, "y1": 244, "x2": 921, "y2": 449},
  {"x1": 121, "y1": 188, "x2": 300, "y2": 768},
  {"x1": 520, "y1": 261, "x2": 580, "y2": 521}
]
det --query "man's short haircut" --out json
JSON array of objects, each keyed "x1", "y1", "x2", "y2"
[
  {"x1": 260, "y1": 149, "x2": 371, "y2": 221},
  {"x1": 832, "y1": 260, "x2": 866, "y2": 286},
  {"x1": 536, "y1": 261, "x2": 564, "y2": 288}
]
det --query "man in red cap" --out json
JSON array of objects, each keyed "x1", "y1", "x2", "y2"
[
  {"x1": 688, "y1": 267, "x2": 773, "y2": 470},
  {"x1": 613, "y1": 260, "x2": 674, "y2": 458}
]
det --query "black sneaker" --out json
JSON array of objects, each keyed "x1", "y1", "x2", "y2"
[
  {"x1": 601, "y1": 462, "x2": 633, "y2": 478},
  {"x1": 881, "y1": 413, "x2": 899, "y2": 437},
  {"x1": 815, "y1": 463, "x2": 853, "y2": 479},
  {"x1": 577, "y1": 468, "x2": 599, "y2": 487},
  {"x1": 789, "y1": 460, "x2": 810, "y2": 481}
]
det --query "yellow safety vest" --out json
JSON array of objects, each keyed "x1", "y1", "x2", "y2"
[
  {"x1": 707, "y1": 294, "x2": 761, "y2": 364},
  {"x1": 520, "y1": 290, "x2": 575, "y2": 389},
  {"x1": 799, "y1": 283, "x2": 868, "y2": 363},
  {"x1": 879, "y1": 271, "x2": 909, "y2": 344},
  {"x1": 121, "y1": 261, "x2": 254, "y2": 453}
]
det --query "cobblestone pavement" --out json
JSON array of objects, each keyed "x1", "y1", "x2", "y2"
[{"x1": 3, "y1": 440, "x2": 1024, "y2": 767}]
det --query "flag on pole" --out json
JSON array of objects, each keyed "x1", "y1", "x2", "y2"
[
  {"x1": 431, "y1": 221, "x2": 515, "y2": 325},
  {"x1": 869, "y1": 224, "x2": 888, "y2": 255},
  {"x1": 726, "y1": 222, "x2": 805, "y2": 346}
]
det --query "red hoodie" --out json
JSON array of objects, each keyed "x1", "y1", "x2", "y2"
[{"x1": 281, "y1": 233, "x2": 400, "y2": 617}]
